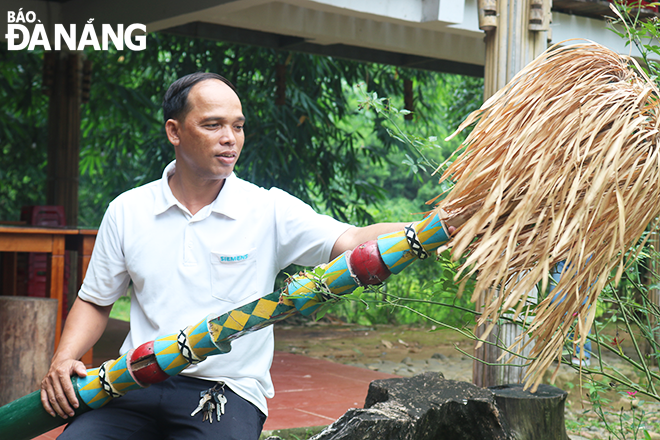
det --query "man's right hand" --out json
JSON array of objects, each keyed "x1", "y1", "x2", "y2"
[
  {"x1": 40, "y1": 357, "x2": 88, "y2": 418},
  {"x1": 38, "y1": 297, "x2": 113, "y2": 419}
]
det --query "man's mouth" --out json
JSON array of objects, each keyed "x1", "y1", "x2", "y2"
[{"x1": 216, "y1": 151, "x2": 237, "y2": 165}]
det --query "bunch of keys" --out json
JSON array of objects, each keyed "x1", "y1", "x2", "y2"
[{"x1": 190, "y1": 383, "x2": 227, "y2": 423}]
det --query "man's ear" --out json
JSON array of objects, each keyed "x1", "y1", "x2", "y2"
[{"x1": 165, "y1": 119, "x2": 181, "y2": 146}]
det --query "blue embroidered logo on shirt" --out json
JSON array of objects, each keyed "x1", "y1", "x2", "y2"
[{"x1": 219, "y1": 254, "x2": 249, "y2": 262}]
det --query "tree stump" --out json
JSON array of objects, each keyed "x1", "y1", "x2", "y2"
[
  {"x1": 489, "y1": 384, "x2": 569, "y2": 440},
  {"x1": 0, "y1": 297, "x2": 58, "y2": 405},
  {"x1": 310, "y1": 372, "x2": 511, "y2": 440},
  {"x1": 300, "y1": 375, "x2": 570, "y2": 440}
]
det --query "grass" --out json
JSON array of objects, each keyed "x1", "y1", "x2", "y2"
[
  {"x1": 109, "y1": 295, "x2": 130, "y2": 321},
  {"x1": 260, "y1": 426, "x2": 326, "y2": 440},
  {"x1": 564, "y1": 400, "x2": 660, "y2": 439}
]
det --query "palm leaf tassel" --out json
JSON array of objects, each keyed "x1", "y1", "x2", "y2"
[{"x1": 437, "y1": 41, "x2": 660, "y2": 390}]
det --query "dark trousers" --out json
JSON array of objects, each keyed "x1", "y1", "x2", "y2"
[{"x1": 58, "y1": 376, "x2": 266, "y2": 440}]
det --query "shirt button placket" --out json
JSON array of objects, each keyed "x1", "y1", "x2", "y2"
[{"x1": 184, "y1": 222, "x2": 196, "y2": 265}]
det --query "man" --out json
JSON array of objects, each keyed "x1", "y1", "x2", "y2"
[
  {"x1": 549, "y1": 260, "x2": 592, "y2": 367},
  {"x1": 41, "y1": 72, "x2": 448, "y2": 439}
]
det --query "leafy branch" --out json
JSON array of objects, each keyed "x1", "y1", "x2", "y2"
[{"x1": 354, "y1": 84, "x2": 450, "y2": 179}]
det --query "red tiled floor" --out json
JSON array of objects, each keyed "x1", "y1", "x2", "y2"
[
  {"x1": 34, "y1": 425, "x2": 65, "y2": 439},
  {"x1": 265, "y1": 351, "x2": 398, "y2": 430},
  {"x1": 266, "y1": 407, "x2": 337, "y2": 430},
  {"x1": 33, "y1": 321, "x2": 398, "y2": 438}
]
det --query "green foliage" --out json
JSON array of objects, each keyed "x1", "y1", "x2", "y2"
[
  {"x1": 324, "y1": 79, "x2": 484, "y2": 328},
  {"x1": 0, "y1": 48, "x2": 49, "y2": 218},
  {"x1": 579, "y1": 381, "x2": 650, "y2": 440},
  {"x1": 608, "y1": 1, "x2": 660, "y2": 81},
  {"x1": 0, "y1": 34, "x2": 446, "y2": 225},
  {"x1": 109, "y1": 295, "x2": 131, "y2": 322},
  {"x1": 76, "y1": 34, "x2": 410, "y2": 225},
  {"x1": 260, "y1": 426, "x2": 325, "y2": 440},
  {"x1": 1, "y1": 31, "x2": 486, "y2": 332}
]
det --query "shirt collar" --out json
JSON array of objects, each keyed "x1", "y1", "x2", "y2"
[
  {"x1": 153, "y1": 160, "x2": 245, "y2": 220},
  {"x1": 154, "y1": 160, "x2": 179, "y2": 215}
]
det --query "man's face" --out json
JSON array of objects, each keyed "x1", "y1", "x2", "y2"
[{"x1": 166, "y1": 79, "x2": 245, "y2": 182}]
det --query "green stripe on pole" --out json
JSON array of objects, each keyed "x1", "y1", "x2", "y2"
[{"x1": 0, "y1": 383, "x2": 90, "y2": 440}]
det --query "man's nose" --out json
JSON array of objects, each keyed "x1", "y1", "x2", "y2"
[{"x1": 219, "y1": 126, "x2": 235, "y2": 145}]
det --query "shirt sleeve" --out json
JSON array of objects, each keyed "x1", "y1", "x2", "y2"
[
  {"x1": 271, "y1": 188, "x2": 352, "y2": 269},
  {"x1": 78, "y1": 200, "x2": 131, "y2": 306}
]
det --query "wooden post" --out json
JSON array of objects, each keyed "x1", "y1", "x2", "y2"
[
  {"x1": 275, "y1": 64, "x2": 286, "y2": 106},
  {"x1": 474, "y1": 0, "x2": 552, "y2": 388},
  {"x1": 473, "y1": 288, "x2": 536, "y2": 386},
  {"x1": 478, "y1": 0, "x2": 497, "y2": 32},
  {"x1": 496, "y1": 318, "x2": 534, "y2": 384},
  {"x1": 47, "y1": 235, "x2": 66, "y2": 347},
  {"x1": 490, "y1": 383, "x2": 569, "y2": 440},
  {"x1": 483, "y1": 0, "x2": 551, "y2": 98},
  {"x1": 0, "y1": 297, "x2": 58, "y2": 406},
  {"x1": 473, "y1": 290, "x2": 501, "y2": 386},
  {"x1": 403, "y1": 78, "x2": 413, "y2": 121},
  {"x1": 44, "y1": 51, "x2": 83, "y2": 227},
  {"x1": 1, "y1": 252, "x2": 18, "y2": 295}
]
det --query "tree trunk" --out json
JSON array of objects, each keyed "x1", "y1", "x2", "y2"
[
  {"x1": 45, "y1": 51, "x2": 83, "y2": 227},
  {"x1": 0, "y1": 296, "x2": 58, "y2": 405},
  {"x1": 490, "y1": 383, "x2": 569, "y2": 440}
]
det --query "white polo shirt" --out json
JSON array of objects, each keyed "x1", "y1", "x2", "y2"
[{"x1": 79, "y1": 161, "x2": 351, "y2": 415}]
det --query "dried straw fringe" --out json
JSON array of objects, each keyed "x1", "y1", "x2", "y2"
[{"x1": 437, "y1": 41, "x2": 660, "y2": 390}]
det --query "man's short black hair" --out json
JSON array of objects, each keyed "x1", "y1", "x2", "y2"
[{"x1": 162, "y1": 72, "x2": 238, "y2": 123}]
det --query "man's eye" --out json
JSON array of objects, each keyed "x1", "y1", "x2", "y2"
[{"x1": 235, "y1": 125, "x2": 244, "y2": 130}]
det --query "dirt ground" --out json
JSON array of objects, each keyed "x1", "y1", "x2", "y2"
[
  {"x1": 273, "y1": 319, "x2": 472, "y2": 366},
  {"x1": 272, "y1": 319, "x2": 660, "y2": 439},
  {"x1": 273, "y1": 318, "x2": 648, "y2": 389}
]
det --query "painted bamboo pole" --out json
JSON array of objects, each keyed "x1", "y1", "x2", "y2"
[{"x1": 0, "y1": 209, "x2": 450, "y2": 440}]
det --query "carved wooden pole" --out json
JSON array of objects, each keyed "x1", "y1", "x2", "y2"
[{"x1": 0, "y1": 210, "x2": 451, "y2": 440}]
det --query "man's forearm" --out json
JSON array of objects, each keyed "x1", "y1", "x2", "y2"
[
  {"x1": 53, "y1": 297, "x2": 113, "y2": 362},
  {"x1": 330, "y1": 223, "x2": 408, "y2": 260},
  {"x1": 329, "y1": 208, "x2": 466, "y2": 260}
]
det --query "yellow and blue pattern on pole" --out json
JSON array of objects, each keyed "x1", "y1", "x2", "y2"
[
  {"x1": 207, "y1": 290, "x2": 298, "y2": 345},
  {"x1": 283, "y1": 251, "x2": 360, "y2": 315},
  {"x1": 183, "y1": 318, "x2": 224, "y2": 359},
  {"x1": 153, "y1": 333, "x2": 191, "y2": 377},
  {"x1": 0, "y1": 210, "x2": 454, "y2": 440},
  {"x1": 377, "y1": 211, "x2": 449, "y2": 274},
  {"x1": 100, "y1": 354, "x2": 143, "y2": 396},
  {"x1": 76, "y1": 367, "x2": 113, "y2": 409},
  {"x1": 324, "y1": 251, "x2": 360, "y2": 294},
  {"x1": 283, "y1": 272, "x2": 325, "y2": 316}
]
